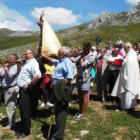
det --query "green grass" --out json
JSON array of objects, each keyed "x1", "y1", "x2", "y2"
[
  {"x1": 1, "y1": 92, "x2": 140, "y2": 140},
  {"x1": 1, "y1": 22, "x2": 140, "y2": 54},
  {"x1": 0, "y1": 36, "x2": 39, "y2": 50},
  {"x1": 57, "y1": 22, "x2": 140, "y2": 47},
  {"x1": 0, "y1": 132, "x2": 13, "y2": 139}
]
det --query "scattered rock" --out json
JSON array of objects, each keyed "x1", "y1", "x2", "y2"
[
  {"x1": 70, "y1": 120, "x2": 77, "y2": 124},
  {"x1": 37, "y1": 134, "x2": 43, "y2": 138},
  {"x1": 79, "y1": 130, "x2": 89, "y2": 137}
]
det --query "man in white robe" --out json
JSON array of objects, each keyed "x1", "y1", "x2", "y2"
[{"x1": 111, "y1": 42, "x2": 139, "y2": 110}]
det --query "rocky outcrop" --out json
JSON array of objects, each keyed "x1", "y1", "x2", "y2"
[
  {"x1": 57, "y1": 2, "x2": 140, "y2": 38},
  {"x1": 88, "y1": 2, "x2": 140, "y2": 28},
  {"x1": 0, "y1": 29, "x2": 39, "y2": 37},
  {"x1": 1, "y1": 2, "x2": 140, "y2": 38},
  {"x1": 8, "y1": 31, "x2": 39, "y2": 37}
]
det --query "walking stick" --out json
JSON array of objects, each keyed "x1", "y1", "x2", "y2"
[{"x1": 47, "y1": 107, "x2": 54, "y2": 140}]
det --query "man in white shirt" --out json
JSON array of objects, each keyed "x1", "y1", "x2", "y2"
[{"x1": 17, "y1": 49, "x2": 41, "y2": 138}]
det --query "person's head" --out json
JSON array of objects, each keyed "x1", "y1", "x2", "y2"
[
  {"x1": 124, "y1": 42, "x2": 132, "y2": 53},
  {"x1": 113, "y1": 47, "x2": 120, "y2": 56},
  {"x1": 8, "y1": 54, "x2": 19, "y2": 63},
  {"x1": 100, "y1": 48, "x2": 106, "y2": 56},
  {"x1": 24, "y1": 49, "x2": 35, "y2": 60},
  {"x1": 58, "y1": 47, "x2": 70, "y2": 60},
  {"x1": 133, "y1": 43, "x2": 137, "y2": 51},
  {"x1": 75, "y1": 47, "x2": 80, "y2": 55},
  {"x1": 83, "y1": 41, "x2": 91, "y2": 55},
  {"x1": 97, "y1": 47, "x2": 101, "y2": 53},
  {"x1": 91, "y1": 46, "x2": 96, "y2": 52}
]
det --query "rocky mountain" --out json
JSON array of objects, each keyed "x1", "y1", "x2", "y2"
[
  {"x1": 1, "y1": 2, "x2": 140, "y2": 38},
  {"x1": 57, "y1": 2, "x2": 140, "y2": 37},
  {"x1": 88, "y1": 2, "x2": 140, "y2": 29},
  {"x1": 7, "y1": 30, "x2": 39, "y2": 37},
  {"x1": 0, "y1": 28, "x2": 39, "y2": 37}
]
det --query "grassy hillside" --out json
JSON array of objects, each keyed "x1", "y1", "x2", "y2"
[
  {"x1": 1, "y1": 90, "x2": 140, "y2": 140},
  {"x1": 57, "y1": 23, "x2": 140, "y2": 47},
  {"x1": 0, "y1": 36, "x2": 39, "y2": 50},
  {"x1": 0, "y1": 22, "x2": 140, "y2": 58}
]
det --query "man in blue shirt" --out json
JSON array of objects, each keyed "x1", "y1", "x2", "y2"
[{"x1": 42, "y1": 47, "x2": 74, "y2": 140}]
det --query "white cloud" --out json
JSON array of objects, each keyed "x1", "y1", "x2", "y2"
[
  {"x1": 87, "y1": 12, "x2": 99, "y2": 20},
  {"x1": 0, "y1": 2, "x2": 33, "y2": 31},
  {"x1": 126, "y1": 0, "x2": 140, "y2": 5},
  {"x1": 31, "y1": 7, "x2": 81, "y2": 26}
]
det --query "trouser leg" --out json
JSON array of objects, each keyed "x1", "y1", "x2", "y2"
[
  {"x1": 110, "y1": 70, "x2": 120, "y2": 102},
  {"x1": 19, "y1": 88, "x2": 31, "y2": 134},
  {"x1": 30, "y1": 86, "x2": 38, "y2": 117},
  {"x1": 4, "y1": 86, "x2": 18, "y2": 127},
  {"x1": 97, "y1": 72, "x2": 102, "y2": 98},
  {"x1": 53, "y1": 101, "x2": 69, "y2": 139},
  {"x1": 0, "y1": 87, "x2": 3, "y2": 105},
  {"x1": 110, "y1": 70, "x2": 120, "y2": 93}
]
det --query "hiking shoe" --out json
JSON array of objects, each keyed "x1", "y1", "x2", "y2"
[
  {"x1": 69, "y1": 102, "x2": 72, "y2": 107},
  {"x1": 101, "y1": 97, "x2": 105, "y2": 103},
  {"x1": 46, "y1": 102, "x2": 54, "y2": 107},
  {"x1": 74, "y1": 112, "x2": 80, "y2": 118},
  {"x1": 40, "y1": 102, "x2": 45, "y2": 107},
  {"x1": 74, "y1": 113, "x2": 85, "y2": 121}
]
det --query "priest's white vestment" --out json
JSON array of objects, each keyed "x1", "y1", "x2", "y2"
[{"x1": 111, "y1": 49, "x2": 139, "y2": 109}]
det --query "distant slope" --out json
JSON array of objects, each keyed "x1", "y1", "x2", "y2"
[
  {"x1": 1, "y1": 2, "x2": 140, "y2": 58},
  {"x1": 0, "y1": 36, "x2": 39, "y2": 50},
  {"x1": 0, "y1": 28, "x2": 40, "y2": 51},
  {"x1": 0, "y1": 28, "x2": 39, "y2": 37},
  {"x1": 57, "y1": 23, "x2": 140, "y2": 46},
  {"x1": 57, "y1": 2, "x2": 140, "y2": 46},
  {"x1": 0, "y1": 28, "x2": 14, "y2": 37},
  {"x1": 0, "y1": 22, "x2": 140, "y2": 57}
]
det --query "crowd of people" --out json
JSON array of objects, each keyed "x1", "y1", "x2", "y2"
[{"x1": 0, "y1": 38, "x2": 140, "y2": 140}]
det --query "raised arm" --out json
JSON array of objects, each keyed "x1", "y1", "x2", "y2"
[{"x1": 42, "y1": 53, "x2": 55, "y2": 63}]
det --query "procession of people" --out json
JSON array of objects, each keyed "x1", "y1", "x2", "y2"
[
  {"x1": 0, "y1": 13, "x2": 140, "y2": 140},
  {"x1": 0, "y1": 37, "x2": 140, "y2": 140}
]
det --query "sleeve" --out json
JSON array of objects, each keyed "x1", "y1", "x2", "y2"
[
  {"x1": 119, "y1": 51, "x2": 123, "y2": 57},
  {"x1": 0, "y1": 68, "x2": 5, "y2": 76},
  {"x1": 32, "y1": 62, "x2": 42, "y2": 77},
  {"x1": 65, "y1": 60, "x2": 74, "y2": 80},
  {"x1": 53, "y1": 59, "x2": 59, "y2": 67},
  {"x1": 113, "y1": 60, "x2": 122, "y2": 66},
  {"x1": 74, "y1": 55, "x2": 81, "y2": 63},
  {"x1": 9, "y1": 65, "x2": 18, "y2": 77},
  {"x1": 82, "y1": 56, "x2": 95, "y2": 68},
  {"x1": 107, "y1": 56, "x2": 115, "y2": 62}
]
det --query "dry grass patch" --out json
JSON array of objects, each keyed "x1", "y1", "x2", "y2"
[
  {"x1": 111, "y1": 126, "x2": 129, "y2": 140},
  {"x1": 89, "y1": 101, "x2": 109, "y2": 120}
]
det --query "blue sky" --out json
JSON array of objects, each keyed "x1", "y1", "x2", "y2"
[{"x1": 0, "y1": 0, "x2": 139, "y2": 31}]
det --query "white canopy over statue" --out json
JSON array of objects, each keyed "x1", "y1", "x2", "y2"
[{"x1": 38, "y1": 13, "x2": 61, "y2": 57}]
